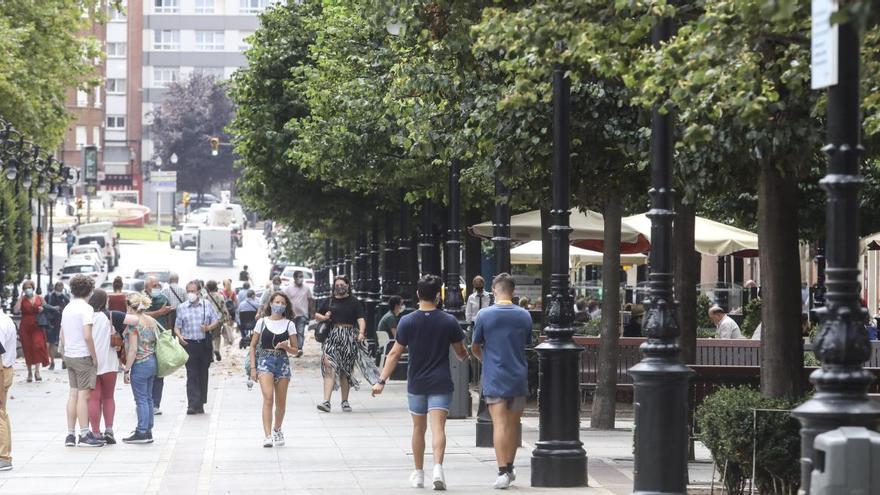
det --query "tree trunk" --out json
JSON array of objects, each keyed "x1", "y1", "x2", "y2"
[
  {"x1": 675, "y1": 199, "x2": 699, "y2": 365},
  {"x1": 758, "y1": 162, "x2": 804, "y2": 399},
  {"x1": 541, "y1": 208, "x2": 552, "y2": 310},
  {"x1": 591, "y1": 196, "x2": 622, "y2": 429}
]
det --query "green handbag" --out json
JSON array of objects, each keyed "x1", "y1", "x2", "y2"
[{"x1": 156, "y1": 323, "x2": 189, "y2": 377}]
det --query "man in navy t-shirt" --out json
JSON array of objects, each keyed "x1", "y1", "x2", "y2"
[
  {"x1": 472, "y1": 273, "x2": 533, "y2": 490},
  {"x1": 372, "y1": 274, "x2": 468, "y2": 490}
]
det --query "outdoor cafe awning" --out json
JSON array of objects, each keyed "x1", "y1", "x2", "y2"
[
  {"x1": 468, "y1": 209, "x2": 651, "y2": 254},
  {"x1": 861, "y1": 231, "x2": 880, "y2": 254},
  {"x1": 510, "y1": 241, "x2": 647, "y2": 266},
  {"x1": 468, "y1": 208, "x2": 759, "y2": 257},
  {"x1": 622, "y1": 214, "x2": 759, "y2": 258}
]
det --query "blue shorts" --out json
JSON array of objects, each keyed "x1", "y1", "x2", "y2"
[
  {"x1": 256, "y1": 351, "x2": 291, "y2": 382},
  {"x1": 407, "y1": 393, "x2": 453, "y2": 416}
]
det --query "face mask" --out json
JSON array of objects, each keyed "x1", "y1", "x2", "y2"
[
  {"x1": 55, "y1": 289, "x2": 63, "y2": 295},
  {"x1": 187, "y1": 292, "x2": 198, "y2": 303},
  {"x1": 270, "y1": 304, "x2": 285, "y2": 315},
  {"x1": 24, "y1": 288, "x2": 34, "y2": 297},
  {"x1": 294, "y1": 278, "x2": 303, "y2": 286},
  {"x1": 334, "y1": 286, "x2": 348, "y2": 296}
]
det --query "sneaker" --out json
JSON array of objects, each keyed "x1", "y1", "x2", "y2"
[
  {"x1": 432, "y1": 464, "x2": 446, "y2": 490},
  {"x1": 0, "y1": 460, "x2": 11, "y2": 471},
  {"x1": 317, "y1": 401, "x2": 331, "y2": 413},
  {"x1": 341, "y1": 400, "x2": 352, "y2": 412},
  {"x1": 146, "y1": 431, "x2": 154, "y2": 443},
  {"x1": 153, "y1": 407, "x2": 162, "y2": 416},
  {"x1": 508, "y1": 466, "x2": 516, "y2": 482},
  {"x1": 103, "y1": 431, "x2": 116, "y2": 445},
  {"x1": 273, "y1": 429, "x2": 285, "y2": 447},
  {"x1": 296, "y1": 350, "x2": 303, "y2": 358},
  {"x1": 410, "y1": 469, "x2": 425, "y2": 488},
  {"x1": 64, "y1": 434, "x2": 76, "y2": 447},
  {"x1": 263, "y1": 436, "x2": 273, "y2": 448},
  {"x1": 78, "y1": 431, "x2": 106, "y2": 448},
  {"x1": 214, "y1": 351, "x2": 222, "y2": 362},
  {"x1": 493, "y1": 472, "x2": 512, "y2": 490},
  {"x1": 122, "y1": 431, "x2": 151, "y2": 444}
]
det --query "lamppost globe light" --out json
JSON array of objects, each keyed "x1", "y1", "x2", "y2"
[
  {"x1": 5, "y1": 158, "x2": 18, "y2": 181},
  {"x1": 21, "y1": 170, "x2": 32, "y2": 189},
  {"x1": 47, "y1": 185, "x2": 58, "y2": 202},
  {"x1": 211, "y1": 149, "x2": 218, "y2": 156},
  {"x1": 170, "y1": 153, "x2": 178, "y2": 164},
  {"x1": 155, "y1": 156, "x2": 163, "y2": 168},
  {"x1": 36, "y1": 179, "x2": 47, "y2": 194}
]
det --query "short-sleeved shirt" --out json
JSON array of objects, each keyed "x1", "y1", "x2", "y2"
[
  {"x1": 284, "y1": 283, "x2": 313, "y2": 318},
  {"x1": 0, "y1": 311, "x2": 16, "y2": 368},
  {"x1": 319, "y1": 296, "x2": 364, "y2": 326},
  {"x1": 377, "y1": 310, "x2": 398, "y2": 338},
  {"x1": 395, "y1": 309, "x2": 464, "y2": 395},
  {"x1": 60, "y1": 298, "x2": 95, "y2": 358},
  {"x1": 93, "y1": 311, "x2": 120, "y2": 374},
  {"x1": 472, "y1": 303, "x2": 533, "y2": 397},
  {"x1": 175, "y1": 299, "x2": 218, "y2": 340},
  {"x1": 124, "y1": 319, "x2": 158, "y2": 363}
]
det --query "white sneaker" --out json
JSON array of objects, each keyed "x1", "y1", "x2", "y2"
[
  {"x1": 410, "y1": 469, "x2": 425, "y2": 488},
  {"x1": 508, "y1": 466, "x2": 516, "y2": 482},
  {"x1": 273, "y1": 429, "x2": 285, "y2": 447},
  {"x1": 262, "y1": 436, "x2": 273, "y2": 448},
  {"x1": 432, "y1": 464, "x2": 446, "y2": 490},
  {"x1": 494, "y1": 472, "x2": 512, "y2": 490}
]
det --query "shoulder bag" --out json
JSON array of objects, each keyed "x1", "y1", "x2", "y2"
[
  {"x1": 155, "y1": 321, "x2": 189, "y2": 377},
  {"x1": 315, "y1": 300, "x2": 332, "y2": 344},
  {"x1": 244, "y1": 319, "x2": 267, "y2": 376}
]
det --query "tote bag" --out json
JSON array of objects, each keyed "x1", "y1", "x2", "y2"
[{"x1": 156, "y1": 323, "x2": 189, "y2": 377}]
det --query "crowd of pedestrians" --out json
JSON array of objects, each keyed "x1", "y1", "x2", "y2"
[{"x1": 0, "y1": 262, "x2": 537, "y2": 491}]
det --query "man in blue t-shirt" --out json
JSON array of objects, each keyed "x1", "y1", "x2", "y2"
[
  {"x1": 372, "y1": 274, "x2": 468, "y2": 491},
  {"x1": 472, "y1": 273, "x2": 533, "y2": 490}
]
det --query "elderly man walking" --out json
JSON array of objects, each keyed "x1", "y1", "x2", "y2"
[
  {"x1": 284, "y1": 270, "x2": 314, "y2": 358},
  {"x1": 173, "y1": 281, "x2": 220, "y2": 415}
]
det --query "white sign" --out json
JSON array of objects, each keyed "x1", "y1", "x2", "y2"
[
  {"x1": 151, "y1": 171, "x2": 177, "y2": 192},
  {"x1": 811, "y1": 0, "x2": 838, "y2": 89}
]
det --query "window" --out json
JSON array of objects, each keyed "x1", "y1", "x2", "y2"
[
  {"x1": 107, "y1": 116, "x2": 125, "y2": 130},
  {"x1": 107, "y1": 42, "x2": 126, "y2": 57},
  {"x1": 195, "y1": 31, "x2": 224, "y2": 51},
  {"x1": 154, "y1": 0, "x2": 178, "y2": 13},
  {"x1": 92, "y1": 127, "x2": 101, "y2": 148},
  {"x1": 75, "y1": 126, "x2": 87, "y2": 149},
  {"x1": 109, "y1": 5, "x2": 126, "y2": 21},
  {"x1": 239, "y1": 31, "x2": 254, "y2": 51},
  {"x1": 76, "y1": 89, "x2": 88, "y2": 107},
  {"x1": 194, "y1": 0, "x2": 214, "y2": 13},
  {"x1": 94, "y1": 88, "x2": 102, "y2": 108},
  {"x1": 106, "y1": 78, "x2": 126, "y2": 94},
  {"x1": 153, "y1": 30, "x2": 180, "y2": 50},
  {"x1": 239, "y1": 0, "x2": 268, "y2": 14},
  {"x1": 153, "y1": 67, "x2": 179, "y2": 87},
  {"x1": 193, "y1": 67, "x2": 224, "y2": 79}
]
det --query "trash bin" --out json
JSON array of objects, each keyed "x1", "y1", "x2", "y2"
[
  {"x1": 448, "y1": 347, "x2": 471, "y2": 419},
  {"x1": 810, "y1": 426, "x2": 880, "y2": 494}
]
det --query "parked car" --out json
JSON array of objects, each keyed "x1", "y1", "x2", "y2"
[
  {"x1": 58, "y1": 258, "x2": 106, "y2": 287},
  {"x1": 99, "y1": 277, "x2": 145, "y2": 294},
  {"x1": 280, "y1": 266, "x2": 315, "y2": 289},
  {"x1": 68, "y1": 244, "x2": 106, "y2": 271},
  {"x1": 187, "y1": 207, "x2": 211, "y2": 226},
  {"x1": 75, "y1": 222, "x2": 119, "y2": 271},
  {"x1": 132, "y1": 269, "x2": 172, "y2": 284},
  {"x1": 170, "y1": 223, "x2": 200, "y2": 250},
  {"x1": 269, "y1": 258, "x2": 290, "y2": 279}
]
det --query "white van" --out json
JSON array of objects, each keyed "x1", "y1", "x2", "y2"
[
  {"x1": 196, "y1": 226, "x2": 235, "y2": 267},
  {"x1": 207, "y1": 203, "x2": 246, "y2": 247},
  {"x1": 75, "y1": 222, "x2": 119, "y2": 271}
]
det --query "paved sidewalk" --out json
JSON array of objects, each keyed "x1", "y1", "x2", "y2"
[{"x1": 0, "y1": 340, "x2": 717, "y2": 494}]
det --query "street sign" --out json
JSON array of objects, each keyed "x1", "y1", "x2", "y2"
[
  {"x1": 85, "y1": 183, "x2": 97, "y2": 196},
  {"x1": 151, "y1": 170, "x2": 177, "y2": 192},
  {"x1": 82, "y1": 145, "x2": 98, "y2": 182},
  {"x1": 811, "y1": 0, "x2": 838, "y2": 90}
]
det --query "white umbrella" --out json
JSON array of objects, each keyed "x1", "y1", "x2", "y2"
[
  {"x1": 622, "y1": 213, "x2": 759, "y2": 257},
  {"x1": 469, "y1": 208, "x2": 642, "y2": 243},
  {"x1": 510, "y1": 241, "x2": 647, "y2": 266}
]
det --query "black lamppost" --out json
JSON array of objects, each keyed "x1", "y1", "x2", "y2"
[
  {"x1": 419, "y1": 200, "x2": 438, "y2": 275},
  {"x1": 47, "y1": 184, "x2": 60, "y2": 288},
  {"x1": 398, "y1": 194, "x2": 414, "y2": 308},
  {"x1": 444, "y1": 161, "x2": 464, "y2": 320},
  {"x1": 365, "y1": 220, "x2": 381, "y2": 336},
  {"x1": 355, "y1": 232, "x2": 368, "y2": 300},
  {"x1": 792, "y1": 14, "x2": 880, "y2": 494},
  {"x1": 333, "y1": 240, "x2": 343, "y2": 280},
  {"x1": 379, "y1": 211, "x2": 398, "y2": 316},
  {"x1": 813, "y1": 243, "x2": 826, "y2": 308},
  {"x1": 530, "y1": 61, "x2": 587, "y2": 488},
  {"x1": 475, "y1": 168, "x2": 514, "y2": 448},
  {"x1": 627, "y1": 18, "x2": 693, "y2": 494},
  {"x1": 344, "y1": 242, "x2": 353, "y2": 281}
]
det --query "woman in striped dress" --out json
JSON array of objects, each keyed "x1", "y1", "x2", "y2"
[{"x1": 314, "y1": 275, "x2": 378, "y2": 413}]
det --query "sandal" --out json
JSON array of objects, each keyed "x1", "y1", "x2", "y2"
[
  {"x1": 35, "y1": 374, "x2": 42, "y2": 382},
  {"x1": 26, "y1": 375, "x2": 33, "y2": 383}
]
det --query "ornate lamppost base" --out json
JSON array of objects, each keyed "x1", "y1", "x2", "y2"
[
  {"x1": 629, "y1": 359, "x2": 693, "y2": 495},
  {"x1": 531, "y1": 450, "x2": 588, "y2": 487}
]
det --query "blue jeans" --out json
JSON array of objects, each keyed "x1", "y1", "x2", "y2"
[
  {"x1": 130, "y1": 355, "x2": 157, "y2": 433},
  {"x1": 293, "y1": 316, "x2": 308, "y2": 350}
]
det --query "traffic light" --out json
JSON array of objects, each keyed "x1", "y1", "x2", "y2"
[
  {"x1": 210, "y1": 137, "x2": 220, "y2": 156},
  {"x1": 182, "y1": 191, "x2": 190, "y2": 207}
]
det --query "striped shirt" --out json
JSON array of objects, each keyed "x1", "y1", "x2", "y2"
[{"x1": 175, "y1": 299, "x2": 218, "y2": 340}]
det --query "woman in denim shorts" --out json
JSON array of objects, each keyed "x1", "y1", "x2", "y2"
[{"x1": 248, "y1": 292, "x2": 298, "y2": 448}]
